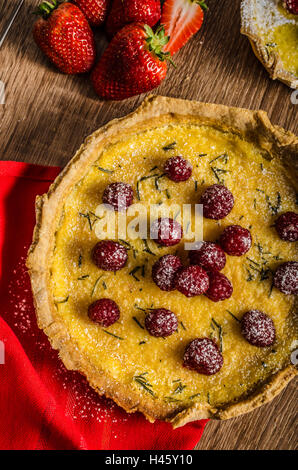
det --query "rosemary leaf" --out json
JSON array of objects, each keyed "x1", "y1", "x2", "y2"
[{"x1": 103, "y1": 330, "x2": 124, "y2": 340}]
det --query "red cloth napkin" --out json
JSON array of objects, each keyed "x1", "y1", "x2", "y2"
[{"x1": 0, "y1": 161, "x2": 207, "y2": 450}]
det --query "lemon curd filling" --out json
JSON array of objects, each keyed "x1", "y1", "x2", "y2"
[
  {"x1": 51, "y1": 123, "x2": 297, "y2": 408},
  {"x1": 256, "y1": 0, "x2": 298, "y2": 77},
  {"x1": 265, "y1": 23, "x2": 298, "y2": 76}
]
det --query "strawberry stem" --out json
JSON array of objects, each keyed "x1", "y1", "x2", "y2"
[
  {"x1": 144, "y1": 25, "x2": 175, "y2": 66},
  {"x1": 194, "y1": 0, "x2": 208, "y2": 10},
  {"x1": 34, "y1": 0, "x2": 60, "y2": 18}
]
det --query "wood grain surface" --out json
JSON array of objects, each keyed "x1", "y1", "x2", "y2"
[{"x1": 0, "y1": 0, "x2": 297, "y2": 450}]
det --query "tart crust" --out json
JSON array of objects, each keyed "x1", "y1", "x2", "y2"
[
  {"x1": 241, "y1": 0, "x2": 298, "y2": 89},
  {"x1": 27, "y1": 95, "x2": 298, "y2": 428}
]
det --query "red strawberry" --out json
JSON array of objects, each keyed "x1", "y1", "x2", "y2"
[
  {"x1": 91, "y1": 24, "x2": 171, "y2": 100},
  {"x1": 33, "y1": 1, "x2": 95, "y2": 74},
  {"x1": 106, "y1": 0, "x2": 161, "y2": 37},
  {"x1": 73, "y1": 0, "x2": 110, "y2": 27},
  {"x1": 161, "y1": 0, "x2": 207, "y2": 55},
  {"x1": 284, "y1": 1, "x2": 298, "y2": 15}
]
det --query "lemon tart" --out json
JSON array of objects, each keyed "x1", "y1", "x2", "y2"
[
  {"x1": 27, "y1": 96, "x2": 298, "y2": 428},
  {"x1": 241, "y1": 0, "x2": 298, "y2": 88}
]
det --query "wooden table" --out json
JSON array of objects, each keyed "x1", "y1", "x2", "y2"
[{"x1": 1, "y1": 0, "x2": 297, "y2": 450}]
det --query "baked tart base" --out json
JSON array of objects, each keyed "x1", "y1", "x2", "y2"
[
  {"x1": 241, "y1": 0, "x2": 298, "y2": 89},
  {"x1": 27, "y1": 96, "x2": 298, "y2": 428}
]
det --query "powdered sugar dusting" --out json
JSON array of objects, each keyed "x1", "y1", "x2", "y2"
[
  {"x1": 242, "y1": 0, "x2": 296, "y2": 33},
  {"x1": 7, "y1": 249, "x2": 127, "y2": 426}
]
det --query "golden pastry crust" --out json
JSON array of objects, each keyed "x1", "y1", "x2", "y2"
[
  {"x1": 27, "y1": 95, "x2": 298, "y2": 428},
  {"x1": 241, "y1": 0, "x2": 298, "y2": 89}
]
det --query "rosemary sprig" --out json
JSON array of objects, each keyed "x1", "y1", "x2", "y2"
[
  {"x1": 103, "y1": 330, "x2": 124, "y2": 340},
  {"x1": 79, "y1": 211, "x2": 100, "y2": 230},
  {"x1": 164, "y1": 397, "x2": 181, "y2": 403},
  {"x1": 209, "y1": 153, "x2": 228, "y2": 164},
  {"x1": 96, "y1": 167, "x2": 114, "y2": 174},
  {"x1": 132, "y1": 316, "x2": 144, "y2": 330},
  {"x1": 136, "y1": 174, "x2": 159, "y2": 200},
  {"x1": 54, "y1": 296, "x2": 69, "y2": 304},
  {"x1": 77, "y1": 275, "x2": 89, "y2": 280},
  {"x1": 133, "y1": 373, "x2": 155, "y2": 397},
  {"x1": 78, "y1": 253, "x2": 83, "y2": 267},
  {"x1": 173, "y1": 382, "x2": 187, "y2": 395},
  {"x1": 162, "y1": 142, "x2": 176, "y2": 151},
  {"x1": 226, "y1": 310, "x2": 241, "y2": 323},
  {"x1": 79, "y1": 212, "x2": 92, "y2": 231},
  {"x1": 211, "y1": 318, "x2": 223, "y2": 352},
  {"x1": 155, "y1": 173, "x2": 166, "y2": 191},
  {"x1": 129, "y1": 266, "x2": 141, "y2": 281},
  {"x1": 91, "y1": 275, "x2": 103, "y2": 296},
  {"x1": 189, "y1": 392, "x2": 201, "y2": 400},
  {"x1": 210, "y1": 167, "x2": 228, "y2": 184}
]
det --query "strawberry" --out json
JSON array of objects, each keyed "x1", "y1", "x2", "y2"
[
  {"x1": 72, "y1": 0, "x2": 110, "y2": 26},
  {"x1": 91, "y1": 23, "x2": 171, "y2": 100},
  {"x1": 161, "y1": 0, "x2": 207, "y2": 55},
  {"x1": 33, "y1": 1, "x2": 95, "y2": 74},
  {"x1": 106, "y1": 0, "x2": 161, "y2": 37},
  {"x1": 284, "y1": 0, "x2": 298, "y2": 14}
]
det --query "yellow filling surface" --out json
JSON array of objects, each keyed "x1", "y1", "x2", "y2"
[
  {"x1": 51, "y1": 123, "x2": 297, "y2": 409},
  {"x1": 265, "y1": 23, "x2": 298, "y2": 76},
  {"x1": 260, "y1": 2, "x2": 298, "y2": 77}
]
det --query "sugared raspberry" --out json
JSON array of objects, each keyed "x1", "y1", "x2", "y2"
[
  {"x1": 200, "y1": 184, "x2": 234, "y2": 220},
  {"x1": 93, "y1": 240, "x2": 128, "y2": 271},
  {"x1": 88, "y1": 298, "x2": 120, "y2": 327},
  {"x1": 206, "y1": 272, "x2": 233, "y2": 302},
  {"x1": 273, "y1": 261, "x2": 298, "y2": 295},
  {"x1": 152, "y1": 254, "x2": 182, "y2": 291},
  {"x1": 102, "y1": 182, "x2": 133, "y2": 211},
  {"x1": 284, "y1": 0, "x2": 298, "y2": 15},
  {"x1": 241, "y1": 310, "x2": 275, "y2": 347},
  {"x1": 189, "y1": 242, "x2": 226, "y2": 272},
  {"x1": 150, "y1": 218, "x2": 183, "y2": 246},
  {"x1": 275, "y1": 212, "x2": 298, "y2": 242},
  {"x1": 164, "y1": 156, "x2": 192, "y2": 182},
  {"x1": 175, "y1": 265, "x2": 209, "y2": 297},
  {"x1": 220, "y1": 225, "x2": 252, "y2": 256},
  {"x1": 183, "y1": 338, "x2": 223, "y2": 375},
  {"x1": 145, "y1": 308, "x2": 178, "y2": 337}
]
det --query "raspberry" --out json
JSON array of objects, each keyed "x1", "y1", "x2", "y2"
[
  {"x1": 102, "y1": 182, "x2": 133, "y2": 211},
  {"x1": 164, "y1": 156, "x2": 192, "y2": 182},
  {"x1": 189, "y1": 242, "x2": 226, "y2": 272},
  {"x1": 241, "y1": 310, "x2": 275, "y2": 347},
  {"x1": 275, "y1": 212, "x2": 298, "y2": 242},
  {"x1": 150, "y1": 217, "x2": 183, "y2": 246},
  {"x1": 93, "y1": 240, "x2": 128, "y2": 271},
  {"x1": 200, "y1": 184, "x2": 234, "y2": 220},
  {"x1": 88, "y1": 298, "x2": 120, "y2": 327},
  {"x1": 273, "y1": 261, "x2": 298, "y2": 295},
  {"x1": 284, "y1": 0, "x2": 298, "y2": 15},
  {"x1": 145, "y1": 308, "x2": 178, "y2": 337},
  {"x1": 206, "y1": 272, "x2": 233, "y2": 302},
  {"x1": 183, "y1": 338, "x2": 223, "y2": 375},
  {"x1": 175, "y1": 265, "x2": 209, "y2": 297},
  {"x1": 152, "y1": 254, "x2": 182, "y2": 291},
  {"x1": 220, "y1": 225, "x2": 252, "y2": 256}
]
